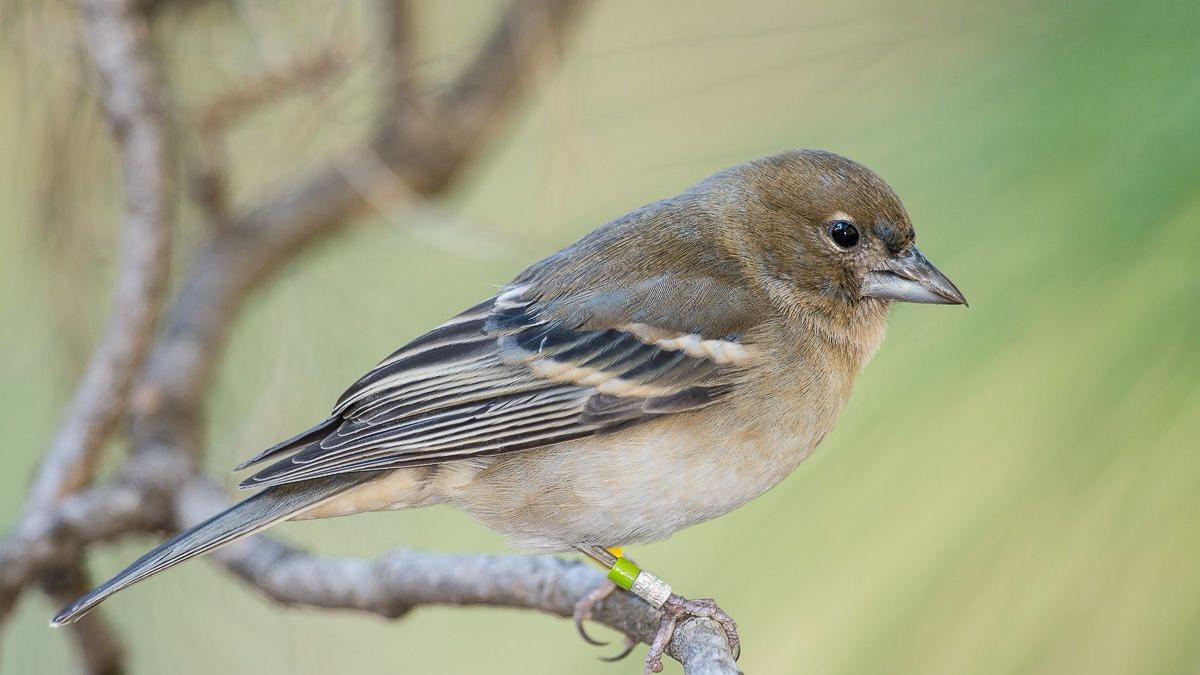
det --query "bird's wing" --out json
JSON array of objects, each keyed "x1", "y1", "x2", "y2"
[{"x1": 236, "y1": 283, "x2": 763, "y2": 489}]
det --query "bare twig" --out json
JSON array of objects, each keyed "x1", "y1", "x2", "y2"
[
  {"x1": 381, "y1": 0, "x2": 418, "y2": 116},
  {"x1": 195, "y1": 48, "x2": 344, "y2": 136},
  {"x1": 172, "y1": 473, "x2": 738, "y2": 674},
  {"x1": 25, "y1": 0, "x2": 175, "y2": 514},
  {"x1": 1, "y1": 463, "x2": 176, "y2": 623},
  {"x1": 374, "y1": 0, "x2": 586, "y2": 193},
  {"x1": 190, "y1": 46, "x2": 345, "y2": 230},
  {"x1": 19, "y1": 1, "x2": 176, "y2": 669}
]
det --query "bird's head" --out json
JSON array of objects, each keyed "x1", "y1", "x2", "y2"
[{"x1": 714, "y1": 149, "x2": 966, "y2": 324}]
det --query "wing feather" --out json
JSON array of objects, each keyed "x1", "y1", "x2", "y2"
[{"x1": 238, "y1": 286, "x2": 757, "y2": 489}]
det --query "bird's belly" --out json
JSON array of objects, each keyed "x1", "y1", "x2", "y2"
[{"x1": 437, "y1": 409, "x2": 828, "y2": 551}]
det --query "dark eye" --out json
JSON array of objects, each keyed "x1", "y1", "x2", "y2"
[{"x1": 829, "y1": 220, "x2": 860, "y2": 249}]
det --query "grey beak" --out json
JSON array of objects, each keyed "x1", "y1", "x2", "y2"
[{"x1": 861, "y1": 246, "x2": 967, "y2": 306}]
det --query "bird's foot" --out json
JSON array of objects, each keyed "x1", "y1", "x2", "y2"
[
  {"x1": 644, "y1": 594, "x2": 740, "y2": 674},
  {"x1": 573, "y1": 579, "x2": 638, "y2": 661}
]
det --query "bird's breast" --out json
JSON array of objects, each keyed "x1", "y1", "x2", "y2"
[{"x1": 441, "y1": 356, "x2": 856, "y2": 551}]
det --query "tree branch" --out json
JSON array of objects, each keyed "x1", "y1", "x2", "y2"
[
  {"x1": 375, "y1": 0, "x2": 586, "y2": 193},
  {"x1": 173, "y1": 474, "x2": 738, "y2": 674},
  {"x1": 1, "y1": 463, "x2": 176, "y2": 623},
  {"x1": 17, "y1": 1, "x2": 176, "y2": 670},
  {"x1": 380, "y1": 0, "x2": 418, "y2": 118},
  {"x1": 25, "y1": 0, "x2": 175, "y2": 515},
  {"x1": 192, "y1": 46, "x2": 345, "y2": 231}
]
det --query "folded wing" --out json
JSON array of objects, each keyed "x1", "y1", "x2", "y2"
[{"x1": 237, "y1": 285, "x2": 759, "y2": 489}]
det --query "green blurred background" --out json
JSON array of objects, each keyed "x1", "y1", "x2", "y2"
[{"x1": 3, "y1": 0, "x2": 1199, "y2": 672}]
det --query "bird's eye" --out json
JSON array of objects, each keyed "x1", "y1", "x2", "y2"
[{"x1": 829, "y1": 221, "x2": 860, "y2": 249}]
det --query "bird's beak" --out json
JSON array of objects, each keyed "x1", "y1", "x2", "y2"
[{"x1": 861, "y1": 246, "x2": 967, "y2": 306}]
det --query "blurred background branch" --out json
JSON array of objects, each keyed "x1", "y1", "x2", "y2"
[
  {"x1": 24, "y1": 0, "x2": 175, "y2": 527},
  {"x1": 18, "y1": 0, "x2": 176, "y2": 669},
  {"x1": 1, "y1": 0, "x2": 738, "y2": 673}
]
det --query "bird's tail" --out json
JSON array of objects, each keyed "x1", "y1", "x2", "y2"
[{"x1": 51, "y1": 473, "x2": 377, "y2": 627}]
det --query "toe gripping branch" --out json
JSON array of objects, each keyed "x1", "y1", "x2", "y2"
[{"x1": 607, "y1": 557, "x2": 672, "y2": 609}]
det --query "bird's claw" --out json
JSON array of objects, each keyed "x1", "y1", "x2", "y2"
[
  {"x1": 600, "y1": 634, "x2": 638, "y2": 662},
  {"x1": 574, "y1": 580, "x2": 639, "y2": 661},
  {"x1": 574, "y1": 580, "x2": 618, "y2": 646},
  {"x1": 644, "y1": 594, "x2": 740, "y2": 674}
]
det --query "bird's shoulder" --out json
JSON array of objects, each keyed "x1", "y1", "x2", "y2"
[{"x1": 509, "y1": 194, "x2": 775, "y2": 338}]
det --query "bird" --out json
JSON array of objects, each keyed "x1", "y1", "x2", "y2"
[{"x1": 52, "y1": 149, "x2": 966, "y2": 672}]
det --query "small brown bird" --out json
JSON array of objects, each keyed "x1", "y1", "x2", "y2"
[{"x1": 54, "y1": 150, "x2": 965, "y2": 672}]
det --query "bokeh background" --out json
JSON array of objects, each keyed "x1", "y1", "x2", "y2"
[{"x1": 3, "y1": 0, "x2": 1199, "y2": 673}]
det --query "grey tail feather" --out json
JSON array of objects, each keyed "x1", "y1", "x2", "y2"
[{"x1": 50, "y1": 472, "x2": 381, "y2": 627}]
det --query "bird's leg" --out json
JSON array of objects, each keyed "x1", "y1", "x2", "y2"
[
  {"x1": 573, "y1": 546, "x2": 638, "y2": 660},
  {"x1": 574, "y1": 545, "x2": 740, "y2": 673}
]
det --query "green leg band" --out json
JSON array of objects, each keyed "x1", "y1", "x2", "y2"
[
  {"x1": 607, "y1": 557, "x2": 640, "y2": 591},
  {"x1": 607, "y1": 558, "x2": 672, "y2": 608}
]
